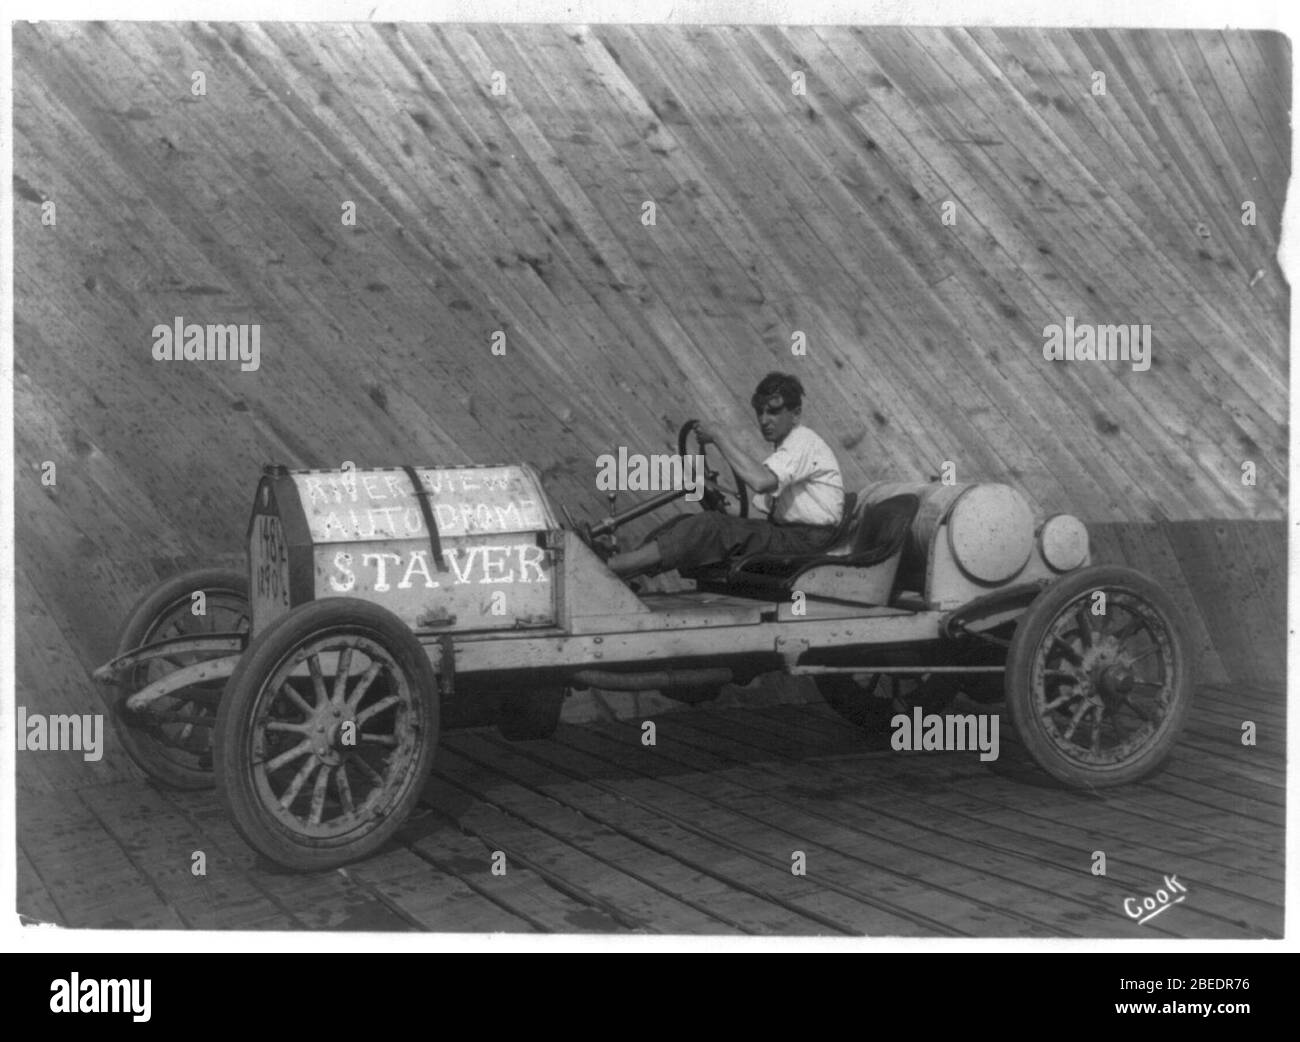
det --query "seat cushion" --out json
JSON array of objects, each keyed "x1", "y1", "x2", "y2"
[{"x1": 690, "y1": 493, "x2": 920, "y2": 597}]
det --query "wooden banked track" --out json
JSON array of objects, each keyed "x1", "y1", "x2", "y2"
[
  {"x1": 11, "y1": 22, "x2": 1287, "y2": 934},
  {"x1": 18, "y1": 684, "x2": 1284, "y2": 936}
]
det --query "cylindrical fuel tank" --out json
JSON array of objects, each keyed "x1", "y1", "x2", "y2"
[
  {"x1": 858, "y1": 480, "x2": 1035, "y2": 587},
  {"x1": 859, "y1": 480, "x2": 967, "y2": 563}
]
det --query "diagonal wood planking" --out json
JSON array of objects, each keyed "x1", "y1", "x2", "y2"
[{"x1": 10, "y1": 23, "x2": 1288, "y2": 930}]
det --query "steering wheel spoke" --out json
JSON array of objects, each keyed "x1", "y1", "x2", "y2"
[{"x1": 680, "y1": 419, "x2": 749, "y2": 518}]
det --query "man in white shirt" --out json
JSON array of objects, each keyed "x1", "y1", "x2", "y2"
[{"x1": 607, "y1": 372, "x2": 845, "y2": 578}]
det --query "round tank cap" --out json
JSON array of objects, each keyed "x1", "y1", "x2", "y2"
[
  {"x1": 1040, "y1": 514, "x2": 1089, "y2": 571},
  {"x1": 947, "y1": 485, "x2": 1034, "y2": 583}
]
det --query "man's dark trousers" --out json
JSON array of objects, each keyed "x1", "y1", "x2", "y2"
[{"x1": 648, "y1": 512, "x2": 836, "y2": 573}]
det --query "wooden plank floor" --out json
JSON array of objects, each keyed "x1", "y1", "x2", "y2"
[{"x1": 16, "y1": 681, "x2": 1283, "y2": 936}]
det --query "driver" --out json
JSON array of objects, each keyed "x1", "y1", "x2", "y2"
[{"x1": 606, "y1": 372, "x2": 845, "y2": 579}]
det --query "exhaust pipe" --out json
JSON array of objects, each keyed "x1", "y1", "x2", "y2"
[{"x1": 571, "y1": 667, "x2": 733, "y2": 692}]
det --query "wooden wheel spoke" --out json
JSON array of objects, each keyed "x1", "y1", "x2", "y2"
[
  {"x1": 280, "y1": 683, "x2": 314, "y2": 718},
  {"x1": 173, "y1": 702, "x2": 199, "y2": 742},
  {"x1": 344, "y1": 663, "x2": 384, "y2": 712},
  {"x1": 1042, "y1": 690, "x2": 1077, "y2": 713},
  {"x1": 360, "y1": 733, "x2": 398, "y2": 747},
  {"x1": 264, "y1": 720, "x2": 308, "y2": 734},
  {"x1": 307, "y1": 654, "x2": 330, "y2": 707},
  {"x1": 1090, "y1": 706, "x2": 1103, "y2": 754},
  {"x1": 309, "y1": 766, "x2": 331, "y2": 826},
  {"x1": 332, "y1": 646, "x2": 353, "y2": 706},
  {"x1": 1111, "y1": 616, "x2": 1142, "y2": 643},
  {"x1": 355, "y1": 694, "x2": 400, "y2": 726},
  {"x1": 335, "y1": 766, "x2": 356, "y2": 816},
  {"x1": 351, "y1": 755, "x2": 385, "y2": 786},
  {"x1": 1062, "y1": 699, "x2": 1093, "y2": 741},
  {"x1": 266, "y1": 739, "x2": 313, "y2": 772},
  {"x1": 279, "y1": 758, "x2": 319, "y2": 809},
  {"x1": 1075, "y1": 604, "x2": 1095, "y2": 649},
  {"x1": 1048, "y1": 634, "x2": 1083, "y2": 663}
]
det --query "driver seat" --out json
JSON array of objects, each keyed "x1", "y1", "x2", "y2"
[{"x1": 691, "y1": 492, "x2": 921, "y2": 604}]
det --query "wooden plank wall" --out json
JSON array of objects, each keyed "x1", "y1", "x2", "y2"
[
  {"x1": 1090, "y1": 520, "x2": 1286, "y2": 687},
  {"x1": 11, "y1": 23, "x2": 1289, "y2": 728},
  {"x1": 9, "y1": 24, "x2": 1288, "y2": 933}
]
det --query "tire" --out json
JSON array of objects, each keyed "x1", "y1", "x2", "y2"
[
  {"x1": 817, "y1": 672, "x2": 960, "y2": 732},
  {"x1": 111, "y1": 568, "x2": 250, "y2": 789},
  {"x1": 497, "y1": 686, "x2": 567, "y2": 740},
  {"x1": 214, "y1": 598, "x2": 439, "y2": 871},
  {"x1": 1005, "y1": 565, "x2": 1193, "y2": 788}
]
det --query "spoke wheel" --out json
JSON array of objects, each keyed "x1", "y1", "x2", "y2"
[
  {"x1": 1006, "y1": 565, "x2": 1192, "y2": 788},
  {"x1": 215, "y1": 598, "x2": 438, "y2": 871},
  {"x1": 112, "y1": 568, "x2": 250, "y2": 789},
  {"x1": 817, "y1": 671, "x2": 961, "y2": 732}
]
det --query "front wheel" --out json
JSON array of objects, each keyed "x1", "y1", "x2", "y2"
[
  {"x1": 1005, "y1": 565, "x2": 1193, "y2": 788},
  {"x1": 214, "y1": 598, "x2": 439, "y2": 871}
]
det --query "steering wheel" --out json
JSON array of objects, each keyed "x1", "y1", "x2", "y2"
[
  {"x1": 584, "y1": 420, "x2": 752, "y2": 541},
  {"x1": 678, "y1": 420, "x2": 749, "y2": 518}
]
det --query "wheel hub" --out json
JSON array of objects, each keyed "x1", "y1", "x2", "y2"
[
  {"x1": 1098, "y1": 663, "x2": 1135, "y2": 699},
  {"x1": 1075, "y1": 637, "x2": 1129, "y2": 704},
  {"x1": 308, "y1": 703, "x2": 354, "y2": 766}
]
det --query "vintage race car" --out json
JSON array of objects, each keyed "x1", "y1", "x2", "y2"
[{"x1": 95, "y1": 423, "x2": 1194, "y2": 871}]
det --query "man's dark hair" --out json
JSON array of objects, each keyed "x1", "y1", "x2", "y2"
[{"x1": 751, "y1": 372, "x2": 805, "y2": 412}]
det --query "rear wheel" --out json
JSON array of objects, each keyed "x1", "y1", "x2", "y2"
[
  {"x1": 1005, "y1": 566, "x2": 1193, "y2": 788},
  {"x1": 112, "y1": 568, "x2": 250, "y2": 789},
  {"x1": 215, "y1": 598, "x2": 439, "y2": 871}
]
